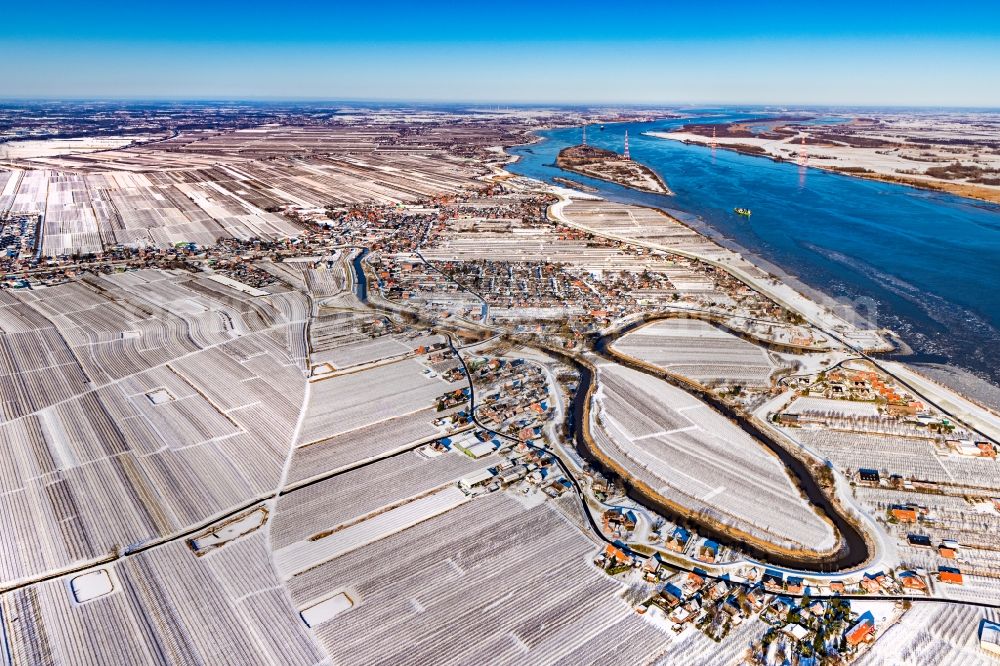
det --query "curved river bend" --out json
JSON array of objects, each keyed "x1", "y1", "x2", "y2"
[{"x1": 566, "y1": 329, "x2": 871, "y2": 571}]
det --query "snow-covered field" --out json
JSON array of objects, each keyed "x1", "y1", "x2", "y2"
[
  {"x1": 593, "y1": 363, "x2": 836, "y2": 551},
  {"x1": 785, "y1": 396, "x2": 881, "y2": 418},
  {"x1": 857, "y1": 602, "x2": 1000, "y2": 666},
  {"x1": 613, "y1": 318, "x2": 776, "y2": 387},
  {"x1": 285, "y1": 491, "x2": 675, "y2": 665},
  {"x1": 298, "y1": 358, "x2": 457, "y2": 445}
]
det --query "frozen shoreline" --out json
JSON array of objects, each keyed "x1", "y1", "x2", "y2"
[
  {"x1": 503, "y1": 130, "x2": 1000, "y2": 433},
  {"x1": 532, "y1": 180, "x2": 1000, "y2": 436},
  {"x1": 667, "y1": 199, "x2": 1000, "y2": 411}
]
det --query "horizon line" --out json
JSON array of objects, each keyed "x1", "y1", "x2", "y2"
[{"x1": 2, "y1": 96, "x2": 1000, "y2": 112}]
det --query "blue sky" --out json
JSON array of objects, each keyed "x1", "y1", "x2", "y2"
[{"x1": 5, "y1": 0, "x2": 1000, "y2": 105}]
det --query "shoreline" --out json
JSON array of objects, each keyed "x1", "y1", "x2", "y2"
[
  {"x1": 597, "y1": 188, "x2": 1000, "y2": 421},
  {"x1": 557, "y1": 162, "x2": 673, "y2": 195},
  {"x1": 551, "y1": 176, "x2": 598, "y2": 193},
  {"x1": 645, "y1": 130, "x2": 1000, "y2": 207},
  {"x1": 503, "y1": 133, "x2": 1000, "y2": 413},
  {"x1": 507, "y1": 133, "x2": 886, "y2": 346}
]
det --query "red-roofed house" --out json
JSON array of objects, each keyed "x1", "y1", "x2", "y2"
[
  {"x1": 939, "y1": 568, "x2": 964, "y2": 585},
  {"x1": 845, "y1": 616, "x2": 875, "y2": 646},
  {"x1": 898, "y1": 571, "x2": 928, "y2": 592}
]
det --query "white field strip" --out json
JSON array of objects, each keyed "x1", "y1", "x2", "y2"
[
  {"x1": 285, "y1": 492, "x2": 674, "y2": 665},
  {"x1": 855, "y1": 602, "x2": 1000, "y2": 666},
  {"x1": 206, "y1": 273, "x2": 269, "y2": 297},
  {"x1": 702, "y1": 485, "x2": 727, "y2": 502},
  {"x1": 612, "y1": 319, "x2": 776, "y2": 387},
  {"x1": 633, "y1": 424, "x2": 699, "y2": 441},
  {"x1": 272, "y1": 450, "x2": 486, "y2": 548},
  {"x1": 0, "y1": 533, "x2": 326, "y2": 666},
  {"x1": 274, "y1": 485, "x2": 469, "y2": 579},
  {"x1": 312, "y1": 336, "x2": 412, "y2": 369},
  {"x1": 791, "y1": 429, "x2": 963, "y2": 486},
  {"x1": 786, "y1": 396, "x2": 880, "y2": 418}
]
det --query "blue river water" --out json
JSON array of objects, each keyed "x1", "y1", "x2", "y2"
[{"x1": 507, "y1": 113, "x2": 1000, "y2": 386}]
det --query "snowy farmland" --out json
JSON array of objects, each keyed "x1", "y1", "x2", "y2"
[
  {"x1": 785, "y1": 396, "x2": 881, "y2": 419},
  {"x1": 297, "y1": 358, "x2": 459, "y2": 446},
  {"x1": 856, "y1": 602, "x2": 1000, "y2": 666},
  {"x1": 0, "y1": 533, "x2": 324, "y2": 665},
  {"x1": 788, "y1": 428, "x2": 1000, "y2": 488},
  {"x1": 285, "y1": 410, "x2": 447, "y2": 484},
  {"x1": 312, "y1": 335, "x2": 413, "y2": 369},
  {"x1": 0, "y1": 124, "x2": 488, "y2": 257},
  {"x1": 272, "y1": 449, "x2": 487, "y2": 549},
  {"x1": 787, "y1": 429, "x2": 952, "y2": 483},
  {"x1": 612, "y1": 318, "x2": 777, "y2": 387},
  {"x1": 558, "y1": 199, "x2": 733, "y2": 262},
  {"x1": 0, "y1": 270, "x2": 313, "y2": 587},
  {"x1": 593, "y1": 363, "x2": 836, "y2": 552},
  {"x1": 284, "y1": 492, "x2": 674, "y2": 665},
  {"x1": 275, "y1": 485, "x2": 471, "y2": 579}
]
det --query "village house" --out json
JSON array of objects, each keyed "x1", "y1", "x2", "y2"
[
  {"x1": 602, "y1": 507, "x2": 637, "y2": 535},
  {"x1": 938, "y1": 567, "x2": 964, "y2": 585},
  {"x1": 746, "y1": 585, "x2": 767, "y2": 612},
  {"x1": 860, "y1": 572, "x2": 890, "y2": 594},
  {"x1": 897, "y1": 570, "x2": 928, "y2": 593},
  {"x1": 980, "y1": 620, "x2": 1000, "y2": 657},
  {"x1": 765, "y1": 597, "x2": 793, "y2": 622},
  {"x1": 763, "y1": 571, "x2": 784, "y2": 594},
  {"x1": 845, "y1": 610, "x2": 876, "y2": 647},
  {"x1": 706, "y1": 580, "x2": 729, "y2": 601},
  {"x1": 659, "y1": 582, "x2": 684, "y2": 608},
  {"x1": 669, "y1": 599, "x2": 701, "y2": 625},
  {"x1": 722, "y1": 595, "x2": 744, "y2": 619},
  {"x1": 664, "y1": 526, "x2": 690, "y2": 553},
  {"x1": 642, "y1": 555, "x2": 662, "y2": 582},
  {"x1": 683, "y1": 572, "x2": 706, "y2": 595},
  {"x1": 695, "y1": 540, "x2": 719, "y2": 563},
  {"x1": 595, "y1": 544, "x2": 632, "y2": 570}
]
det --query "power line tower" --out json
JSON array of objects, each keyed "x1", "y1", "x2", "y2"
[{"x1": 623, "y1": 130, "x2": 630, "y2": 160}]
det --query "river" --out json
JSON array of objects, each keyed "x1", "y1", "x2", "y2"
[
  {"x1": 507, "y1": 112, "x2": 1000, "y2": 392},
  {"x1": 351, "y1": 248, "x2": 369, "y2": 302}
]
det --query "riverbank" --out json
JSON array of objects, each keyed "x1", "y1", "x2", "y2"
[
  {"x1": 646, "y1": 130, "x2": 1000, "y2": 206},
  {"x1": 542, "y1": 185, "x2": 1000, "y2": 434},
  {"x1": 552, "y1": 176, "x2": 597, "y2": 192},
  {"x1": 508, "y1": 120, "x2": 1000, "y2": 392},
  {"x1": 524, "y1": 336, "x2": 871, "y2": 571},
  {"x1": 545, "y1": 191, "x2": 891, "y2": 354}
]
